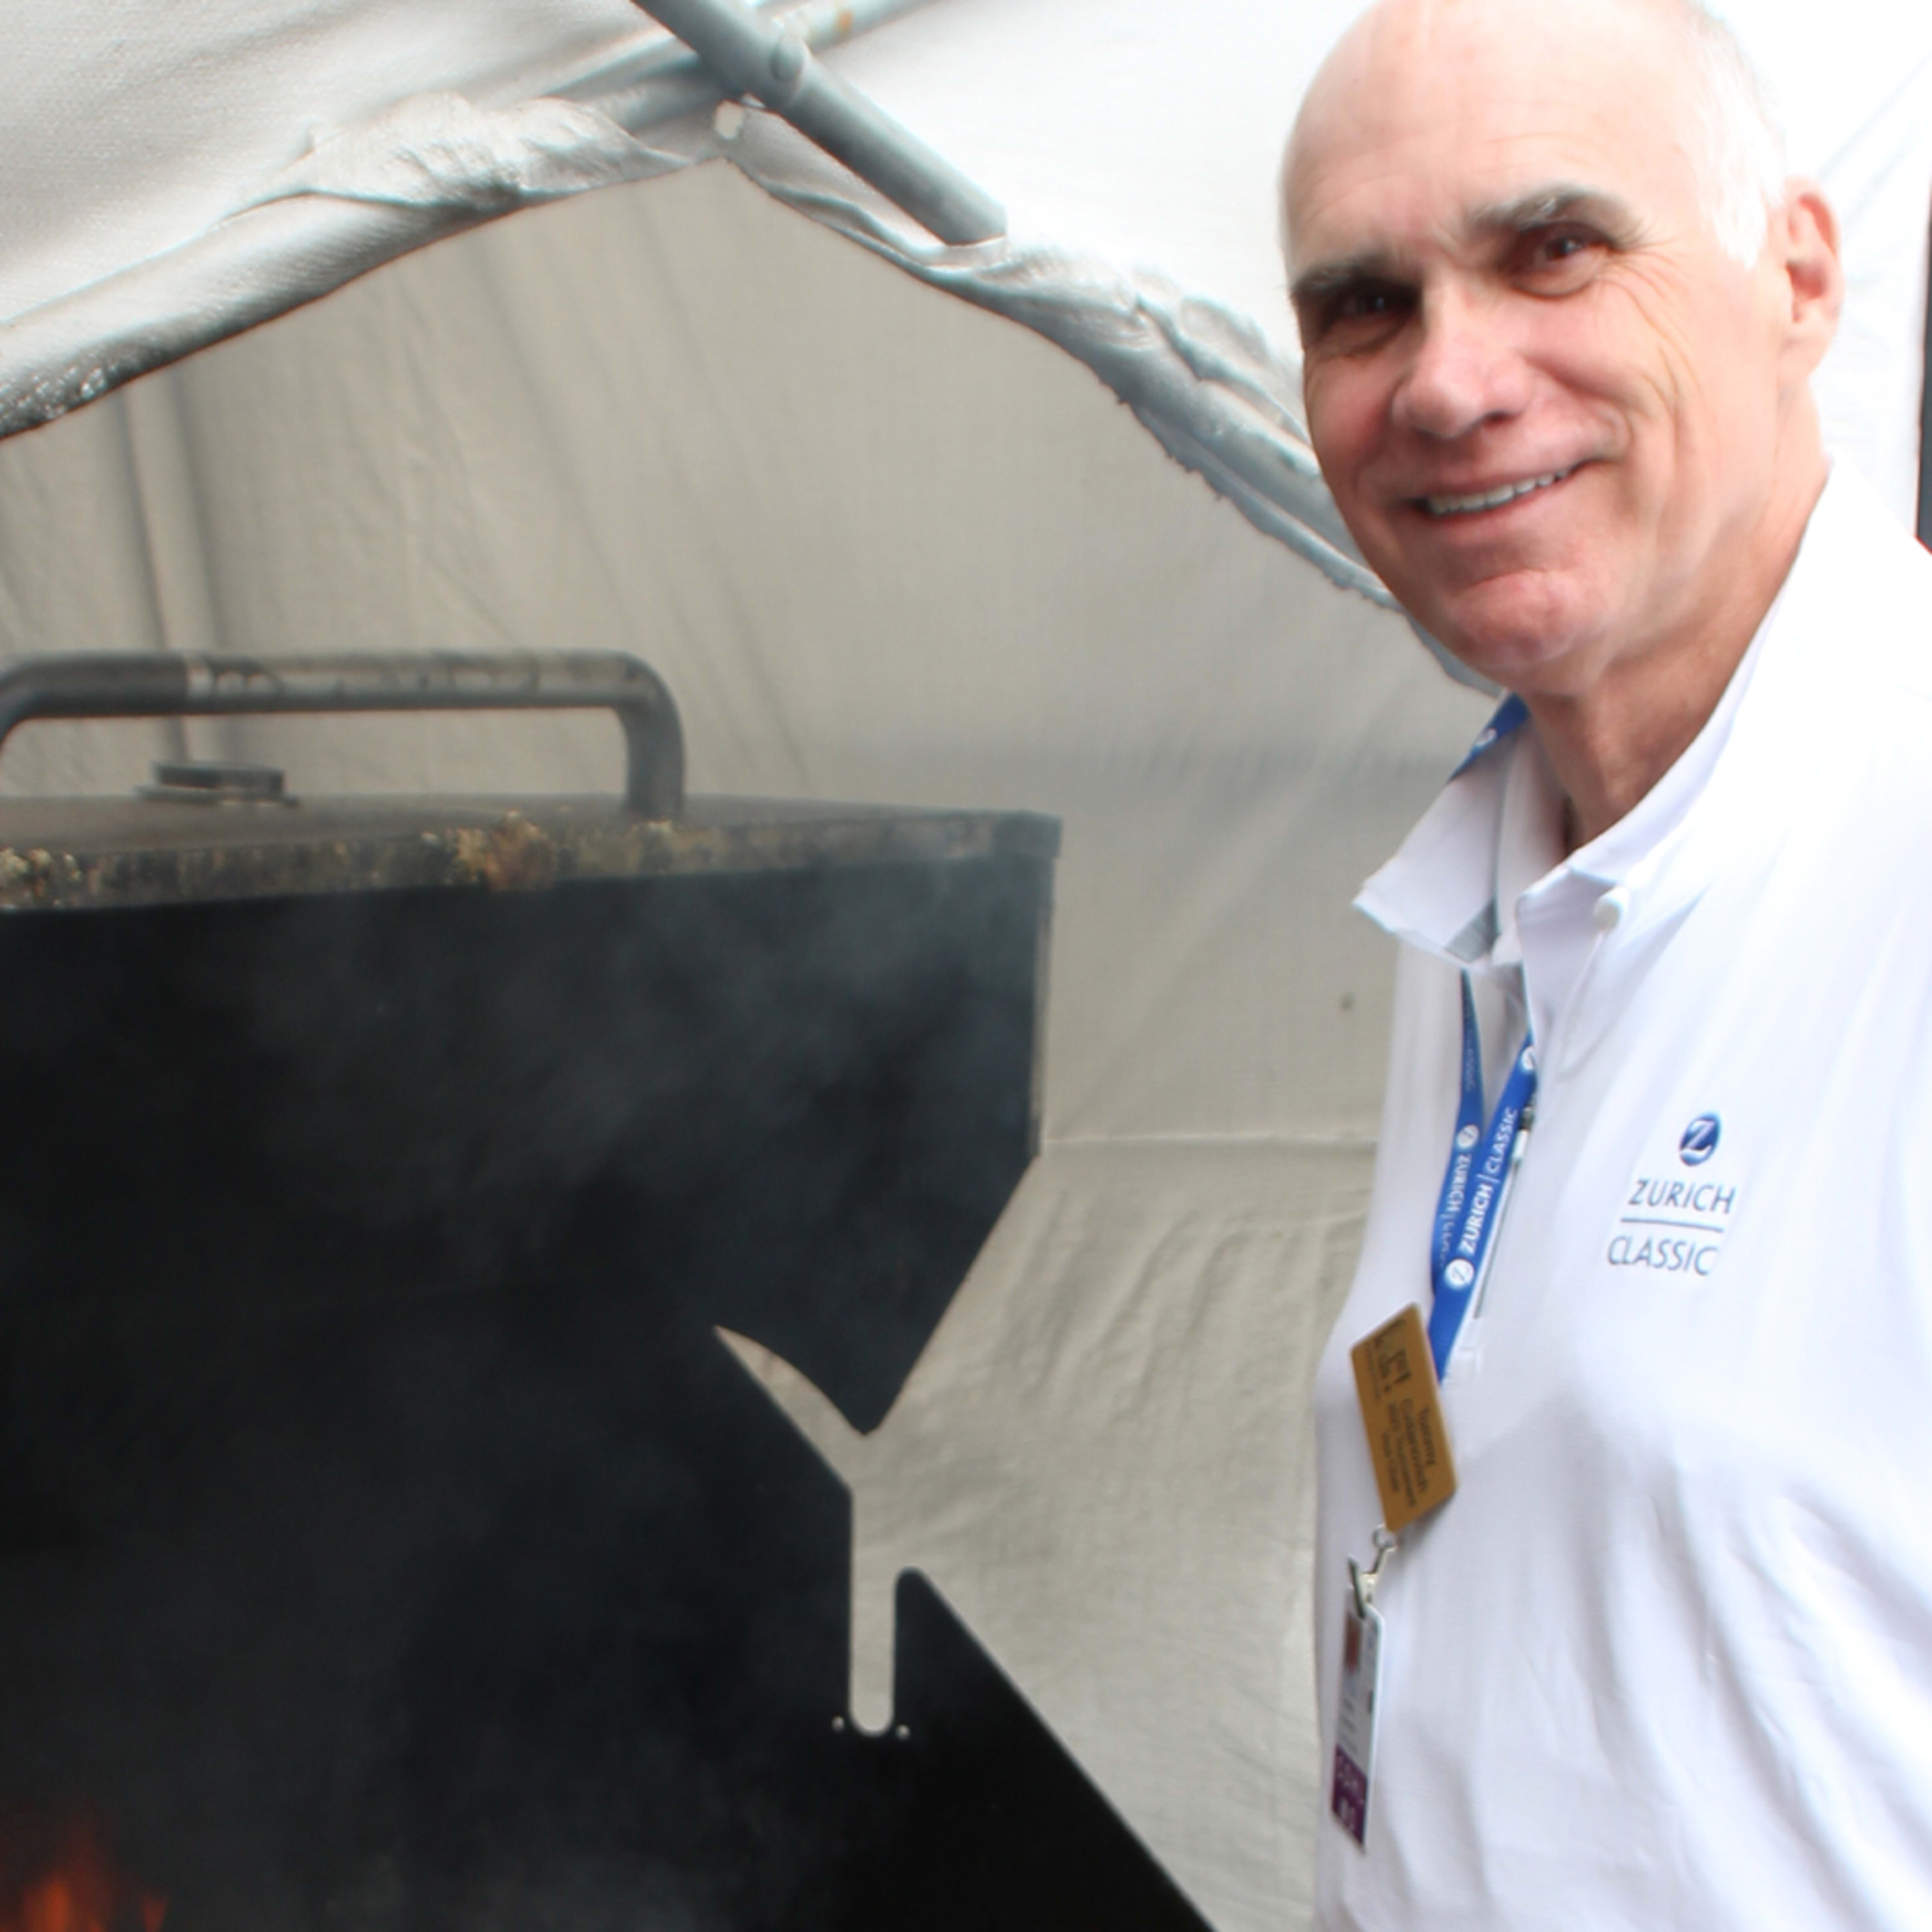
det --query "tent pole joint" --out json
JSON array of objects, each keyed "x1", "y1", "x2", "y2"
[{"x1": 631, "y1": 0, "x2": 1006, "y2": 246}]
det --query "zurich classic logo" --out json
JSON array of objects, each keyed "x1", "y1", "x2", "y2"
[{"x1": 1678, "y1": 1114, "x2": 1721, "y2": 1166}]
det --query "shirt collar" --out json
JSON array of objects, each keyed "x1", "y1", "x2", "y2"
[{"x1": 1352, "y1": 711, "x2": 1519, "y2": 969}]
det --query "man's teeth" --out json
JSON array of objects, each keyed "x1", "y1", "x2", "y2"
[{"x1": 1424, "y1": 469, "x2": 1572, "y2": 517}]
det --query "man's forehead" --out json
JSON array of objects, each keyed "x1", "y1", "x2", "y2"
[
  {"x1": 1284, "y1": 0, "x2": 1697, "y2": 259},
  {"x1": 1290, "y1": 129, "x2": 1657, "y2": 248}
]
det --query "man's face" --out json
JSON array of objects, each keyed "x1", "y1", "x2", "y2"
[{"x1": 1283, "y1": 0, "x2": 1800, "y2": 696}]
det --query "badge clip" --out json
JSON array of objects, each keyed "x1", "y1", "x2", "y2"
[{"x1": 1348, "y1": 1524, "x2": 1399, "y2": 1619}]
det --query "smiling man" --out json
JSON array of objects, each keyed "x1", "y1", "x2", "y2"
[{"x1": 1281, "y1": 0, "x2": 1932, "y2": 1925}]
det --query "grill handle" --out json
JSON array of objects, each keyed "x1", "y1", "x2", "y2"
[{"x1": 0, "y1": 651, "x2": 685, "y2": 817}]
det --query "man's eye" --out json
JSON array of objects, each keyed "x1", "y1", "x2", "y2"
[
  {"x1": 1519, "y1": 228, "x2": 1605, "y2": 285},
  {"x1": 1542, "y1": 232, "x2": 1594, "y2": 263},
  {"x1": 1320, "y1": 285, "x2": 1412, "y2": 338},
  {"x1": 1339, "y1": 287, "x2": 1397, "y2": 318},
  {"x1": 1296, "y1": 280, "x2": 1413, "y2": 349}
]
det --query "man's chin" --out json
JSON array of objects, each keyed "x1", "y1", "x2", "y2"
[{"x1": 1401, "y1": 576, "x2": 1609, "y2": 695}]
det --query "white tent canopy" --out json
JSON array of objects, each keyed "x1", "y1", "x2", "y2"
[{"x1": 2, "y1": 5, "x2": 1928, "y2": 1927}]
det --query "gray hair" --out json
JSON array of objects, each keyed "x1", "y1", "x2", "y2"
[{"x1": 1672, "y1": 0, "x2": 1789, "y2": 264}]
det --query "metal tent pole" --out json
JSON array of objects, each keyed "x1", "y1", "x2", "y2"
[
  {"x1": 1918, "y1": 205, "x2": 1931, "y2": 548},
  {"x1": 629, "y1": 0, "x2": 1006, "y2": 246},
  {"x1": 568, "y1": 0, "x2": 949, "y2": 130}
]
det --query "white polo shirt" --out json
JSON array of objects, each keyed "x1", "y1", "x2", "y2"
[{"x1": 1313, "y1": 465, "x2": 1932, "y2": 1929}]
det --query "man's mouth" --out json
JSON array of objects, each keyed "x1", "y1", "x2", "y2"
[{"x1": 1419, "y1": 467, "x2": 1575, "y2": 518}]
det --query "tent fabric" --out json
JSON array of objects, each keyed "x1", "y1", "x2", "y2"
[
  {"x1": 724, "y1": 1136, "x2": 1375, "y2": 1931},
  {"x1": 0, "y1": 0, "x2": 1392, "y2": 618},
  {"x1": 708, "y1": 106, "x2": 1403, "y2": 616},
  {"x1": 2, "y1": 5, "x2": 1929, "y2": 1927}
]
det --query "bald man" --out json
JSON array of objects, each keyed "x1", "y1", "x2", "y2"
[{"x1": 1282, "y1": 0, "x2": 1932, "y2": 1923}]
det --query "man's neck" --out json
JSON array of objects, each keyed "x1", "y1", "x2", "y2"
[
  {"x1": 1531, "y1": 636, "x2": 1756, "y2": 852},
  {"x1": 1527, "y1": 458, "x2": 1829, "y2": 850}
]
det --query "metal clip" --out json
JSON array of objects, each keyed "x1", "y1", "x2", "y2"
[{"x1": 1349, "y1": 1526, "x2": 1400, "y2": 1618}]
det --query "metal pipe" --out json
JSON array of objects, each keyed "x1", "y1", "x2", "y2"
[
  {"x1": 1918, "y1": 204, "x2": 1931, "y2": 549},
  {"x1": 576, "y1": 0, "x2": 945, "y2": 136},
  {"x1": 0, "y1": 651, "x2": 685, "y2": 817},
  {"x1": 564, "y1": 0, "x2": 943, "y2": 114},
  {"x1": 628, "y1": 0, "x2": 1005, "y2": 245}
]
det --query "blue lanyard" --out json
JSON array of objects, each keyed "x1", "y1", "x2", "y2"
[{"x1": 1428, "y1": 973, "x2": 1537, "y2": 1379}]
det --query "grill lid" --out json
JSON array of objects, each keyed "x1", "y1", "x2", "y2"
[{"x1": 0, "y1": 652, "x2": 1057, "y2": 911}]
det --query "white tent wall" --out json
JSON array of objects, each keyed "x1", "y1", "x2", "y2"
[
  {"x1": 2, "y1": 2, "x2": 1929, "y2": 1926},
  {"x1": 0, "y1": 162, "x2": 1484, "y2": 1930}
]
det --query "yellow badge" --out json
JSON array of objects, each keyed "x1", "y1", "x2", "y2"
[{"x1": 1350, "y1": 1304, "x2": 1458, "y2": 1534}]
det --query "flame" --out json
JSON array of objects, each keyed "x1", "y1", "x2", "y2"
[{"x1": 0, "y1": 1813, "x2": 164, "y2": 1932}]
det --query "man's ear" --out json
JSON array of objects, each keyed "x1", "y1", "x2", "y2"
[{"x1": 1774, "y1": 180, "x2": 1843, "y2": 383}]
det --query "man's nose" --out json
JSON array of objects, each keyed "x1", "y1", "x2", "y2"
[{"x1": 1392, "y1": 287, "x2": 1530, "y2": 440}]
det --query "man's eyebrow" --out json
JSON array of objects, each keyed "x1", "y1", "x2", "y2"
[
  {"x1": 1289, "y1": 252, "x2": 1409, "y2": 310},
  {"x1": 1463, "y1": 185, "x2": 1645, "y2": 247},
  {"x1": 1289, "y1": 187, "x2": 1645, "y2": 309}
]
